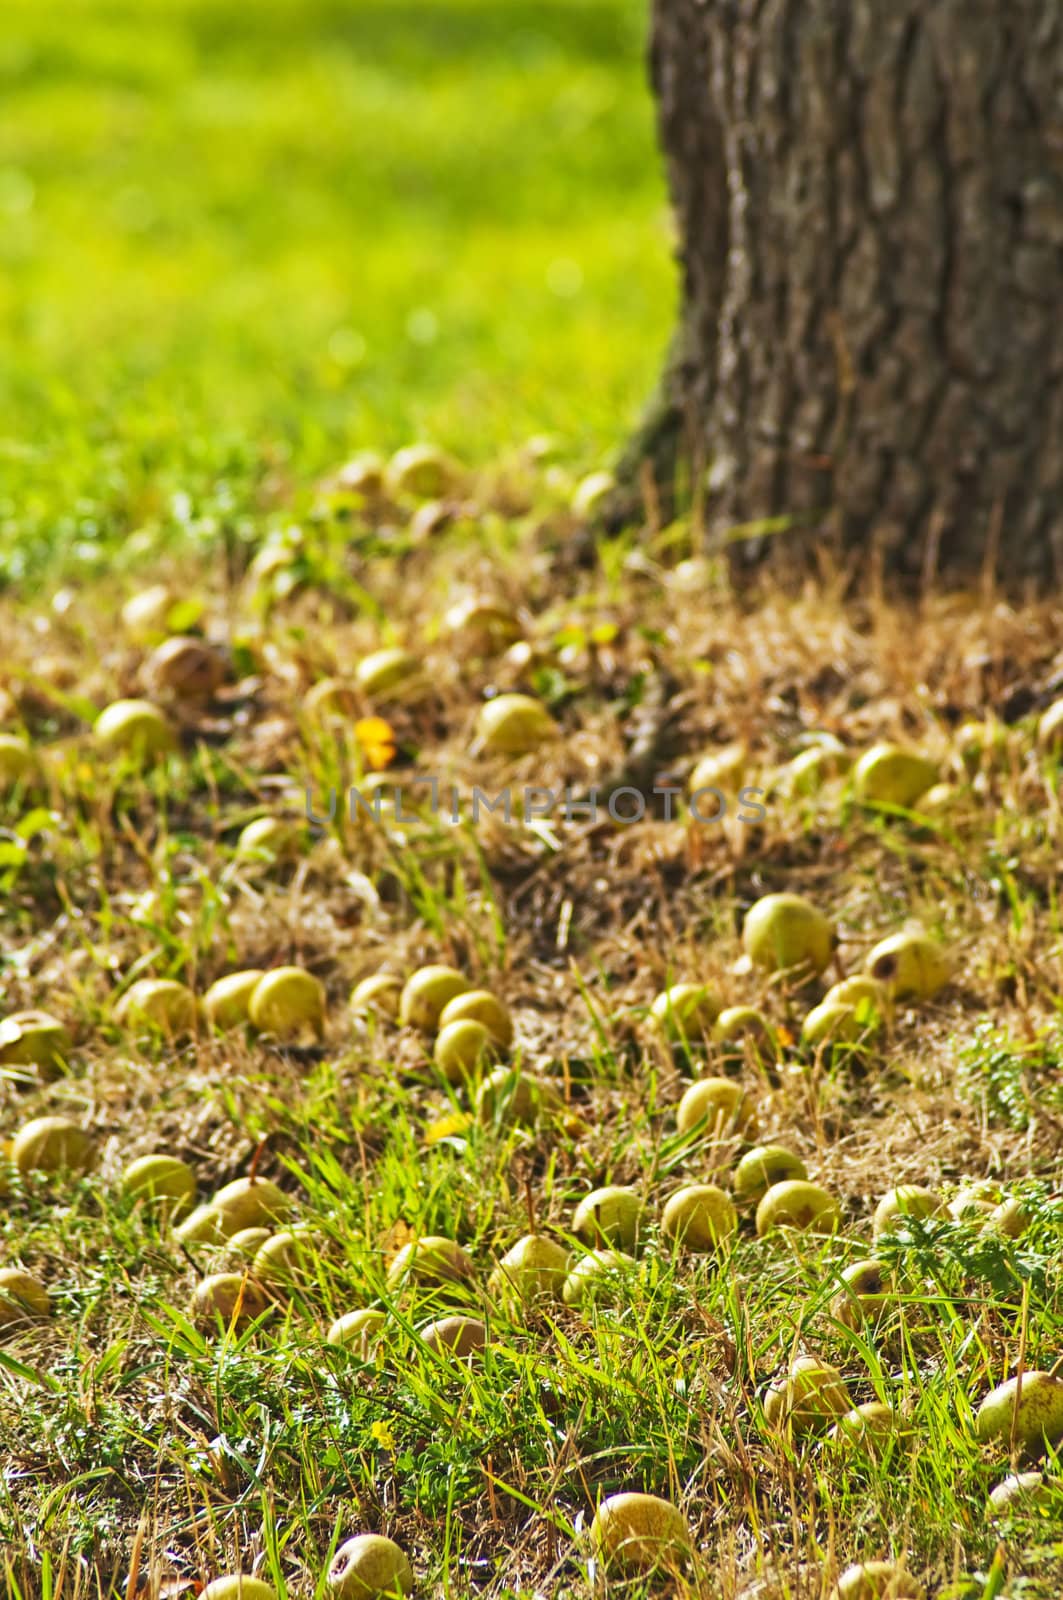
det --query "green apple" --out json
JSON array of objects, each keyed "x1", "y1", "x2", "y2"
[
  {"x1": 826, "y1": 1402, "x2": 898, "y2": 1451},
  {"x1": 713, "y1": 1006, "x2": 777, "y2": 1060},
  {"x1": 764, "y1": 1355, "x2": 851, "y2": 1436},
  {"x1": 955, "y1": 718, "x2": 1008, "y2": 773},
  {"x1": 987, "y1": 1470, "x2": 1056, "y2": 1513},
  {"x1": 174, "y1": 1204, "x2": 227, "y2": 1246},
  {"x1": 145, "y1": 635, "x2": 224, "y2": 701},
  {"x1": 419, "y1": 1314, "x2": 487, "y2": 1358},
  {"x1": 947, "y1": 1179, "x2": 1003, "y2": 1221},
  {"x1": 1036, "y1": 698, "x2": 1063, "y2": 751},
  {"x1": 975, "y1": 1371, "x2": 1063, "y2": 1451},
  {"x1": 649, "y1": 983, "x2": 721, "y2": 1041},
  {"x1": 488, "y1": 1235, "x2": 569, "y2": 1305},
  {"x1": 225, "y1": 1227, "x2": 273, "y2": 1260},
  {"x1": 676, "y1": 1077, "x2": 757, "y2": 1138},
  {"x1": 661, "y1": 1184, "x2": 737, "y2": 1251},
  {"x1": 248, "y1": 966, "x2": 326, "y2": 1040},
  {"x1": 399, "y1": 966, "x2": 471, "y2": 1030},
  {"x1": 688, "y1": 742, "x2": 747, "y2": 796},
  {"x1": 779, "y1": 739, "x2": 850, "y2": 795},
  {"x1": 121, "y1": 584, "x2": 175, "y2": 644},
  {"x1": 336, "y1": 451, "x2": 387, "y2": 498},
  {"x1": 114, "y1": 977, "x2": 198, "y2": 1036},
  {"x1": 387, "y1": 442, "x2": 460, "y2": 500},
  {"x1": 0, "y1": 1268, "x2": 51, "y2": 1327},
  {"x1": 253, "y1": 1228, "x2": 325, "y2": 1290},
  {"x1": 327, "y1": 1533, "x2": 413, "y2": 1600},
  {"x1": 386, "y1": 1236, "x2": 475, "y2": 1292},
  {"x1": 832, "y1": 1561, "x2": 924, "y2": 1599},
  {"x1": 355, "y1": 647, "x2": 423, "y2": 701},
  {"x1": 94, "y1": 698, "x2": 177, "y2": 761},
  {"x1": 589, "y1": 1491, "x2": 691, "y2": 1574},
  {"x1": 561, "y1": 1248, "x2": 637, "y2": 1308},
  {"x1": 872, "y1": 1186, "x2": 945, "y2": 1239},
  {"x1": 0, "y1": 733, "x2": 34, "y2": 788},
  {"x1": 0, "y1": 1010, "x2": 71, "y2": 1076},
  {"x1": 433, "y1": 1018, "x2": 494, "y2": 1085},
  {"x1": 988, "y1": 1196, "x2": 1030, "y2": 1238},
  {"x1": 821, "y1": 975, "x2": 891, "y2": 1018},
  {"x1": 191, "y1": 1272, "x2": 271, "y2": 1327},
  {"x1": 211, "y1": 1176, "x2": 292, "y2": 1234},
  {"x1": 475, "y1": 1067, "x2": 564, "y2": 1129},
  {"x1": 734, "y1": 1145, "x2": 808, "y2": 1203},
  {"x1": 571, "y1": 1186, "x2": 645, "y2": 1251},
  {"x1": 121, "y1": 1154, "x2": 197, "y2": 1218},
  {"x1": 830, "y1": 1259, "x2": 892, "y2": 1329},
  {"x1": 350, "y1": 973, "x2": 403, "y2": 1020},
  {"x1": 443, "y1": 598, "x2": 521, "y2": 658},
  {"x1": 864, "y1": 932, "x2": 951, "y2": 1001},
  {"x1": 235, "y1": 817, "x2": 304, "y2": 864},
  {"x1": 12, "y1": 1116, "x2": 94, "y2": 1176},
  {"x1": 756, "y1": 1179, "x2": 840, "y2": 1237},
  {"x1": 742, "y1": 893, "x2": 834, "y2": 978},
  {"x1": 304, "y1": 677, "x2": 359, "y2": 720},
  {"x1": 328, "y1": 1308, "x2": 387, "y2": 1351},
  {"x1": 801, "y1": 1000, "x2": 880, "y2": 1051},
  {"x1": 852, "y1": 743, "x2": 938, "y2": 807},
  {"x1": 477, "y1": 693, "x2": 557, "y2": 756},
  {"x1": 201, "y1": 1577, "x2": 277, "y2": 1600},
  {"x1": 571, "y1": 469, "x2": 615, "y2": 518},
  {"x1": 202, "y1": 970, "x2": 266, "y2": 1031},
  {"x1": 437, "y1": 989, "x2": 513, "y2": 1049}
]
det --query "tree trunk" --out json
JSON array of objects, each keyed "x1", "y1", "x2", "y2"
[{"x1": 639, "y1": 0, "x2": 1063, "y2": 585}]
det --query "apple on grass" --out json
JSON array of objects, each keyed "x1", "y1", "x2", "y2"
[
  {"x1": 328, "y1": 1309, "x2": 387, "y2": 1351},
  {"x1": 201, "y1": 1578, "x2": 277, "y2": 1600},
  {"x1": 832, "y1": 1561, "x2": 925, "y2": 1600},
  {"x1": 386, "y1": 1236, "x2": 475, "y2": 1292},
  {"x1": 742, "y1": 893, "x2": 834, "y2": 980},
  {"x1": 661, "y1": 1184, "x2": 738, "y2": 1251},
  {"x1": 764, "y1": 1355, "x2": 851, "y2": 1437},
  {"x1": 248, "y1": 966, "x2": 326, "y2": 1041},
  {"x1": 0, "y1": 1268, "x2": 51, "y2": 1328},
  {"x1": 477, "y1": 693, "x2": 558, "y2": 756},
  {"x1": 589, "y1": 1492, "x2": 692, "y2": 1575},
  {"x1": 975, "y1": 1370, "x2": 1063, "y2": 1453},
  {"x1": 488, "y1": 1235, "x2": 569, "y2": 1305},
  {"x1": 864, "y1": 932, "x2": 951, "y2": 1001},
  {"x1": 756, "y1": 1180, "x2": 840, "y2": 1237},
  {"x1": 734, "y1": 1146, "x2": 807, "y2": 1203},
  {"x1": 676, "y1": 1078, "x2": 756, "y2": 1138},
  {"x1": 399, "y1": 966, "x2": 471, "y2": 1031},
  {"x1": 121, "y1": 1154, "x2": 197, "y2": 1219},
  {"x1": 327, "y1": 1533, "x2": 413, "y2": 1600}
]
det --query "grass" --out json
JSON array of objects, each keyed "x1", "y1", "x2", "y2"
[
  {"x1": 2, "y1": 3, "x2": 1063, "y2": 1597},
  {"x1": 0, "y1": 0, "x2": 673, "y2": 588}
]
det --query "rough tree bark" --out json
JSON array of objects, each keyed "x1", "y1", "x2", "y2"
[{"x1": 633, "y1": 0, "x2": 1063, "y2": 585}]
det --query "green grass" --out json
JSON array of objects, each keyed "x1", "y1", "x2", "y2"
[{"x1": 0, "y1": 0, "x2": 674, "y2": 586}]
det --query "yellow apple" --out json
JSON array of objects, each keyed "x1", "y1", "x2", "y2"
[
  {"x1": 853, "y1": 744, "x2": 938, "y2": 807},
  {"x1": 589, "y1": 1491, "x2": 691, "y2": 1575},
  {"x1": 742, "y1": 893, "x2": 834, "y2": 978},
  {"x1": 94, "y1": 698, "x2": 177, "y2": 761},
  {"x1": 756, "y1": 1179, "x2": 840, "y2": 1237},
  {"x1": 248, "y1": 966, "x2": 326, "y2": 1039},
  {"x1": 202, "y1": 970, "x2": 266, "y2": 1030},
  {"x1": 327, "y1": 1533, "x2": 414, "y2": 1600},
  {"x1": 12, "y1": 1116, "x2": 94, "y2": 1176},
  {"x1": 864, "y1": 932, "x2": 951, "y2": 1001},
  {"x1": 477, "y1": 693, "x2": 557, "y2": 756},
  {"x1": 571, "y1": 1186, "x2": 645, "y2": 1251},
  {"x1": 661, "y1": 1184, "x2": 738, "y2": 1250},
  {"x1": 399, "y1": 966, "x2": 471, "y2": 1031},
  {"x1": 437, "y1": 989, "x2": 513, "y2": 1048}
]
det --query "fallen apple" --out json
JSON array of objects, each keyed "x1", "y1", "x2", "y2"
[
  {"x1": 328, "y1": 1308, "x2": 388, "y2": 1351},
  {"x1": 676, "y1": 1077, "x2": 756, "y2": 1138},
  {"x1": 476, "y1": 1067, "x2": 564, "y2": 1129},
  {"x1": 201, "y1": 1577, "x2": 277, "y2": 1600},
  {"x1": 872, "y1": 1186, "x2": 945, "y2": 1239},
  {"x1": 713, "y1": 1006, "x2": 777, "y2": 1061},
  {"x1": 114, "y1": 977, "x2": 198, "y2": 1036},
  {"x1": 191, "y1": 1272, "x2": 271, "y2": 1327},
  {"x1": 336, "y1": 452, "x2": 387, "y2": 499},
  {"x1": 12, "y1": 1116, "x2": 95, "y2": 1176},
  {"x1": 144, "y1": 635, "x2": 225, "y2": 701},
  {"x1": 571, "y1": 1186, "x2": 645, "y2": 1251},
  {"x1": 764, "y1": 1355, "x2": 851, "y2": 1436},
  {"x1": 661, "y1": 1183, "x2": 738, "y2": 1251},
  {"x1": 355, "y1": 647, "x2": 423, "y2": 701},
  {"x1": 477, "y1": 693, "x2": 558, "y2": 756},
  {"x1": 988, "y1": 1196, "x2": 1030, "y2": 1239},
  {"x1": 733, "y1": 1145, "x2": 808, "y2": 1203},
  {"x1": 94, "y1": 698, "x2": 177, "y2": 761},
  {"x1": 801, "y1": 1000, "x2": 880, "y2": 1051},
  {"x1": 0, "y1": 1267, "x2": 51, "y2": 1328},
  {"x1": 211, "y1": 1176, "x2": 293, "y2": 1234},
  {"x1": 589, "y1": 1491, "x2": 692, "y2": 1575},
  {"x1": 443, "y1": 598, "x2": 521, "y2": 658},
  {"x1": 433, "y1": 1018, "x2": 494, "y2": 1085},
  {"x1": 386, "y1": 1235, "x2": 475, "y2": 1292},
  {"x1": 742, "y1": 893, "x2": 834, "y2": 978},
  {"x1": 121, "y1": 584, "x2": 175, "y2": 644},
  {"x1": 987, "y1": 1470, "x2": 1057, "y2": 1514},
  {"x1": 225, "y1": 1227, "x2": 273, "y2": 1260},
  {"x1": 975, "y1": 1371, "x2": 1063, "y2": 1452},
  {"x1": 649, "y1": 983, "x2": 721, "y2": 1041},
  {"x1": 561, "y1": 1248, "x2": 637, "y2": 1308},
  {"x1": 350, "y1": 973, "x2": 403, "y2": 1020},
  {"x1": 121, "y1": 1153, "x2": 197, "y2": 1218},
  {"x1": 202, "y1": 970, "x2": 266, "y2": 1030},
  {"x1": 437, "y1": 989, "x2": 514, "y2": 1049},
  {"x1": 830, "y1": 1259, "x2": 893, "y2": 1329},
  {"x1": 248, "y1": 966, "x2": 326, "y2": 1040},
  {"x1": 852, "y1": 743, "x2": 938, "y2": 808},
  {"x1": 419, "y1": 1314, "x2": 487, "y2": 1358},
  {"x1": 826, "y1": 1402, "x2": 898, "y2": 1451},
  {"x1": 688, "y1": 743, "x2": 747, "y2": 801},
  {"x1": 756, "y1": 1179, "x2": 840, "y2": 1237},
  {"x1": 387, "y1": 442, "x2": 460, "y2": 500},
  {"x1": 399, "y1": 966, "x2": 471, "y2": 1030},
  {"x1": 0, "y1": 733, "x2": 34, "y2": 788},
  {"x1": 864, "y1": 931, "x2": 951, "y2": 1001},
  {"x1": 0, "y1": 1010, "x2": 71, "y2": 1076},
  {"x1": 327, "y1": 1533, "x2": 414, "y2": 1600},
  {"x1": 253, "y1": 1228, "x2": 325, "y2": 1290},
  {"x1": 235, "y1": 816, "x2": 304, "y2": 864},
  {"x1": 821, "y1": 975, "x2": 891, "y2": 1018},
  {"x1": 488, "y1": 1235, "x2": 569, "y2": 1305},
  {"x1": 832, "y1": 1561, "x2": 924, "y2": 1600}
]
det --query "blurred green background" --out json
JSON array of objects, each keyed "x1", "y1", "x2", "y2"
[{"x1": 0, "y1": 0, "x2": 674, "y2": 586}]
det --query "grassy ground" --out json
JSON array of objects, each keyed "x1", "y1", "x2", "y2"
[
  {"x1": 2, "y1": 4, "x2": 1063, "y2": 1599},
  {"x1": 0, "y1": 0, "x2": 672, "y2": 588}
]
